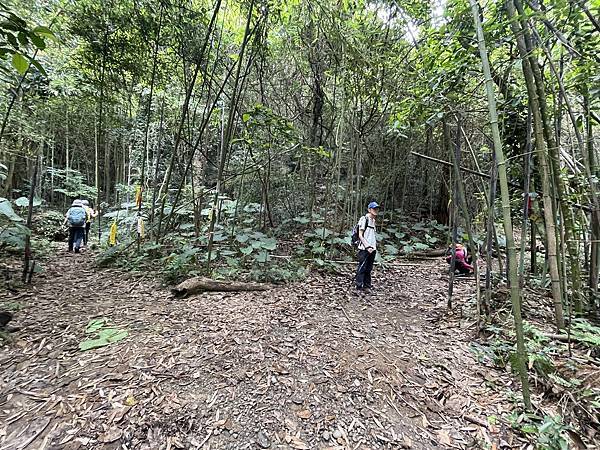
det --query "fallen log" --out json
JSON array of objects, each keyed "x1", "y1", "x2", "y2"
[
  {"x1": 172, "y1": 276, "x2": 271, "y2": 297},
  {"x1": 408, "y1": 248, "x2": 447, "y2": 258}
]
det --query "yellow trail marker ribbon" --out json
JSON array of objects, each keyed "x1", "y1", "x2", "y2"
[
  {"x1": 135, "y1": 185, "x2": 142, "y2": 208},
  {"x1": 109, "y1": 220, "x2": 118, "y2": 246}
]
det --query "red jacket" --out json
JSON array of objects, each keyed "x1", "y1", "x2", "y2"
[{"x1": 446, "y1": 248, "x2": 474, "y2": 270}]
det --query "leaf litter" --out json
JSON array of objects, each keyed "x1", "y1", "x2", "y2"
[{"x1": 0, "y1": 250, "x2": 543, "y2": 449}]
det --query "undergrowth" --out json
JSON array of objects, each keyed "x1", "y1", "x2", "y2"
[
  {"x1": 96, "y1": 201, "x2": 449, "y2": 284},
  {"x1": 471, "y1": 319, "x2": 600, "y2": 448}
]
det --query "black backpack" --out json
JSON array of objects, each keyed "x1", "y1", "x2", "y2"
[{"x1": 350, "y1": 215, "x2": 368, "y2": 247}]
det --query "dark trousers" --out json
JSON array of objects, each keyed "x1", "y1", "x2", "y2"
[
  {"x1": 68, "y1": 227, "x2": 85, "y2": 252},
  {"x1": 356, "y1": 249, "x2": 376, "y2": 288},
  {"x1": 455, "y1": 261, "x2": 471, "y2": 274},
  {"x1": 84, "y1": 223, "x2": 91, "y2": 245}
]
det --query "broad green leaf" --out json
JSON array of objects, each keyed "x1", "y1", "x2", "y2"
[
  {"x1": 98, "y1": 328, "x2": 128, "y2": 342},
  {"x1": 254, "y1": 250, "x2": 270, "y2": 263},
  {"x1": 11, "y1": 53, "x2": 28, "y2": 75},
  {"x1": 235, "y1": 233, "x2": 250, "y2": 243},
  {"x1": 240, "y1": 246, "x2": 253, "y2": 255},
  {"x1": 29, "y1": 59, "x2": 47, "y2": 77},
  {"x1": 33, "y1": 26, "x2": 58, "y2": 41},
  {"x1": 0, "y1": 198, "x2": 23, "y2": 221},
  {"x1": 384, "y1": 244, "x2": 398, "y2": 254},
  {"x1": 79, "y1": 329, "x2": 127, "y2": 351},
  {"x1": 79, "y1": 337, "x2": 111, "y2": 351},
  {"x1": 212, "y1": 232, "x2": 228, "y2": 242},
  {"x1": 80, "y1": 318, "x2": 127, "y2": 351},
  {"x1": 0, "y1": 227, "x2": 26, "y2": 248},
  {"x1": 29, "y1": 33, "x2": 46, "y2": 50},
  {"x1": 259, "y1": 237, "x2": 277, "y2": 250},
  {"x1": 14, "y1": 196, "x2": 42, "y2": 207},
  {"x1": 85, "y1": 318, "x2": 107, "y2": 333},
  {"x1": 313, "y1": 228, "x2": 333, "y2": 238},
  {"x1": 17, "y1": 31, "x2": 29, "y2": 46}
]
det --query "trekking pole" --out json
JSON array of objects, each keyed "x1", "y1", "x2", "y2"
[{"x1": 353, "y1": 255, "x2": 369, "y2": 283}]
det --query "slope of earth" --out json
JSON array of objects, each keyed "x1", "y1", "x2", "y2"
[{"x1": 1, "y1": 251, "x2": 520, "y2": 449}]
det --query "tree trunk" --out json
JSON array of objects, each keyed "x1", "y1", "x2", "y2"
[
  {"x1": 22, "y1": 156, "x2": 40, "y2": 283},
  {"x1": 172, "y1": 276, "x2": 271, "y2": 297}
]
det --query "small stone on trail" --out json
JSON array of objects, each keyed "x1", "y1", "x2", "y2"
[
  {"x1": 257, "y1": 430, "x2": 271, "y2": 448},
  {"x1": 333, "y1": 429, "x2": 342, "y2": 439},
  {"x1": 322, "y1": 431, "x2": 331, "y2": 441}
]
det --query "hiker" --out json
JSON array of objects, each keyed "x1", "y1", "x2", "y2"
[
  {"x1": 63, "y1": 199, "x2": 87, "y2": 253},
  {"x1": 446, "y1": 243, "x2": 473, "y2": 275},
  {"x1": 356, "y1": 201, "x2": 380, "y2": 293},
  {"x1": 81, "y1": 200, "x2": 97, "y2": 246}
]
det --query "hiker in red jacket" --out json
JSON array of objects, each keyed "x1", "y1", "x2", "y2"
[{"x1": 446, "y1": 243, "x2": 473, "y2": 275}]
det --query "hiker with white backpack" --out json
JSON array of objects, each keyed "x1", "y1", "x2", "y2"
[
  {"x1": 352, "y1": 201, "x2": 380, "y2": 294},
  {"x1": 64, "y1": 199, "x2": 87, "y2": 253}
]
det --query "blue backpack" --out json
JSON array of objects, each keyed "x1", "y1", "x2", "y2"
[{"x1": 67, "y1": 207, "x2": 86, "y2": 227}]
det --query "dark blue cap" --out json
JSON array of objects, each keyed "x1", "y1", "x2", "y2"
[{"x1": 368, "y1": 201, "x2": 380, "y2": 209}]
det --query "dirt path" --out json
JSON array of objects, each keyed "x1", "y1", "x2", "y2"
[{"x1": 1, "y1": 251, "x2": 517, "y2": 449}]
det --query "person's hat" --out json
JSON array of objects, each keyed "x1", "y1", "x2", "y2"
[
  {"x1": 367, "y1": 201, "x2": 380, "y2": 209},
  {"x1": 72, "y1": 199, "x2": 82, "y2": 207},
  {"x1": 82, "y1": 200, "x2": 90, "y2": 206}
]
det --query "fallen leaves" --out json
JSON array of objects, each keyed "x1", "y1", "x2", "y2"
[
  {"x1": 98, "y1": 427, "x2": 122, "y2": 443},
  {"x1": 351, "y1": 329, "x2": 366, "y2": 338},
  {"x1": 437, "y1": 429, "x2": 452, "y2": 446},
  {"x1": 0, "y1": 252, "x2": 541, "y2": 449},
  {"x1": 295, "y1": 409, "x2": 312, "y2": 420}
]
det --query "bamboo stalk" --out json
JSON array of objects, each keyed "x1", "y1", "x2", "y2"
[
  {"x1": 448, "y1": 114, "x2": 482, "y2": 326},
  {"x1": 506, "y1": 0, "x2": 564, "y2": 329},
  {"x1": 470, "y1": 0, "x2": 531, "y2": 409}
]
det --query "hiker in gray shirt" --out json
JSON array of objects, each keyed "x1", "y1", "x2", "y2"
[{"x1": 356, "y1": 201, "x2": 380, "y2": 293}]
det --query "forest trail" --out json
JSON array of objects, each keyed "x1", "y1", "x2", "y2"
[{"x1": 1, "y1": 250, "x2": 517, "y2": 450}]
